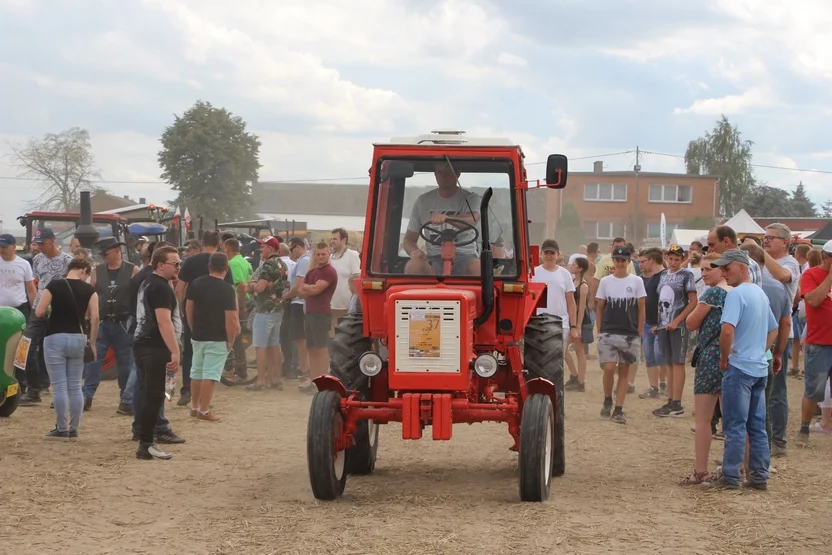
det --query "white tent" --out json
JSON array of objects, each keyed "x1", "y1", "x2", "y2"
[
  {"x1": 670, "y1": 229, "x2": 708, "y2": 248},
  {"x1": 721, "y1": 209, "x2": 765, "y2": 235}
]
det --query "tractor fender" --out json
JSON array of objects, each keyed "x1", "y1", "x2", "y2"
[
  {"x1": 313, "y1": 375, "x2": 348, "y2": 398},
  {"x1": 525, "y1": 377, "x2": 558, "y2": 416}
]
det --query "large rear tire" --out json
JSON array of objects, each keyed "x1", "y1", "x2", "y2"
[
  {"x1": 329, "y1": 312, "x2": 372, "y2": 391},
  {"x1": 524, "y1": 313, "x2": 565, "y2": 477},
  {"x1": 307, "y1": 390, "x2": 348, "y2": 500},
  {"x1": 518, "y1": 393, "x2": 554, "y2": 502}
]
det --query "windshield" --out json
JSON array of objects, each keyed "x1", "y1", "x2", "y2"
[
  {"x1": 367, "y1": 157, "x2": 517, "y2": 278},
  {"x1": 29, "y1": 218, "x2": 128, "y2": 263}
]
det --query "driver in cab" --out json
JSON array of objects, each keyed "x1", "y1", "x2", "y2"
[{"x1": 403, "y1": 161, "x2": 481, "y2": 276}]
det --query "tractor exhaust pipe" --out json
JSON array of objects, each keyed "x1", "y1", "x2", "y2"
[
  {"x1": 75, "y1": 190, "x2": 100, "y2": 248},
  {"x1": 474, "y1": 188, "x2": 494, "y2": 328}
]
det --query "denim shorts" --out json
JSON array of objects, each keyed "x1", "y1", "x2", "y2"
[
  {"x1": 190, "y1": 341, "x2": 229, "y2": 382},
  {"x1": 804, "y1": 344, "x2": 832, "y2": 402},
  {"x1": 642, "y1": 323, "x2": 666, "y2": 368},
  {"x1": 253, "y1": 311, "x2": 283, "y2": 348}
]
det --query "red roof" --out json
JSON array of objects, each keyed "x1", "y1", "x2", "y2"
[{"x1": 24, "y1": 212, "x2": 125, "y2": 222}]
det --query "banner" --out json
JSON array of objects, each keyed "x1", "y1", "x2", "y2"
[{"x1": 660, "y1": 213, "x2": 668, "y2": 250}]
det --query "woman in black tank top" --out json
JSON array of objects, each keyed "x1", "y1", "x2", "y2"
[{"x1": 564, "y1": 256, "x2": 591, "y2": 390}]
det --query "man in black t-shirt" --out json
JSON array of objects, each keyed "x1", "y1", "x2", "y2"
[
  {"x1": 637, "y1": 248, "x2": 669, "y2": 399},
  {"x1": 134, "y1": 246, "x2": 182, "y2": 461},
  {"x1": 185, "y1": 253, "x2": 237, "y2": 421},
  {"x1": 174, "y1": 230, "x2": 234, "y2": 405}
]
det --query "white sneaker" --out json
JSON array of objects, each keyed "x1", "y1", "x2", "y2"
[{"x1": 148, "y1": 444, "x2": 173, "y2": 460}]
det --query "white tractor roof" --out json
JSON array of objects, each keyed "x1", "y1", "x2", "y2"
[{"x1": 380, "y1": 129, "x2": 520, "y2": 149}]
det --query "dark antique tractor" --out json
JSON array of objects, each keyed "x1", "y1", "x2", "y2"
[{"x1": 307, "y1": 130, "x2": 568, "y2": 502}]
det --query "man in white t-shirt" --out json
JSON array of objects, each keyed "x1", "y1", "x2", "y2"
[
  {"x1": 595, "y1": 246, "x2": 646, "y2": 425},
  {"x1": 329, "y1": 227, "x2": 361, "y2": 334},
  {"x1": 533, "y1": 239, "x2": 580, "y2": 343},
  {"x1": 403, "y1": 161, "x2": 482, "y2": 276},
  {"x1": 0, "y1": 234, "x2": 36, "y2": 315}
]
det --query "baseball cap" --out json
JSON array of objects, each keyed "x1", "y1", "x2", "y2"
[
  {"x1": 711, "y1": 248, "x2": 750, "y2": 267},
  {"x1": 33, "y1": 228, "x2": 55, "y2": 244},
  {"x1": 255, "y1": 236, "x2": 281, "y2": 249},
  {"x1": 541, "y1": 239, "x2": 560, "y2": 253},
  {"x1": 611, "y1": 246, "x2": 630, "y2": 260},
  {"x1": 0, "y1": 233, "x2": 16, "y2": 247},
  {"x1": 667, "y1": 245, "x2": 686, "y2": 257},
  {"x1": 823, "y1": 240, "x2": 832, "y2": 255}
]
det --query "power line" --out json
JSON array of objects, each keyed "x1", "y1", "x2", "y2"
[{"x1": 642, "y1": 150, "x2": 832, "y2": 175}]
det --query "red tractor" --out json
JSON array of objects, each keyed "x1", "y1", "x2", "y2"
[{"x1": 307, "y1": 130, "x2": 568, "y2": 502}]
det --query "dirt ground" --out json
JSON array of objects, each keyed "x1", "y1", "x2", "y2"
[{"x1": 1, "y1": 362, "x2": 831, "y2": 555}]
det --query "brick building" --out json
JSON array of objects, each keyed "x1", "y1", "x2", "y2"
[{"x1": 546, "y1": 161, "x2": 721, "y2": 245}]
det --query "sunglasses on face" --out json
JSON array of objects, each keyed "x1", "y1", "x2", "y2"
[{"x1": 164, "y1": 261, "x2": 181, "y2": 268}]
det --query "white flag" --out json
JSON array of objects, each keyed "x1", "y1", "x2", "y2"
[{"x1": 660, "y1": 213, "x2": 668, "y2": 250}]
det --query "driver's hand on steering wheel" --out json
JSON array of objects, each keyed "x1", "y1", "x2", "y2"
[
  {"x1": 410, "y1": 248, "x2": 426, "y2": 259},
  {"x1": 429, "y1": 214, "x2": 448, "y2": 225}
]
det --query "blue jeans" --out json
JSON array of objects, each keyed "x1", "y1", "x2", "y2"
[
  {"x1": 43, "y1": 333, "x2": 86, "y2": 432},
  {"x1": 722, "y1": 364, "x2": 770, "y2": 485},
  {"x1": 769, "y1": 341, "x2": 790, "y2": 447},
  {"x1": 642, "y1": 322, "x2": 666, "y2": 368},
  {"x1": 82, "y1": 319, "x2": 135, "y2": 402}
]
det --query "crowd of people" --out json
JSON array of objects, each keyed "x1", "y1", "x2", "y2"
[
  {"x1": 0, "y1": 227, "x2": 360, "y2": 460},
  {"x1": 532, "y1": 224, "x2": 832, "y2": 490}
]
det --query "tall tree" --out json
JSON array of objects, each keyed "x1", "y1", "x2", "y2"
[
  {"x1": 789, "y1": 181, "x2": 817, "y2": 217},
  {"x1": 555, "y1": 201, "x2": 586, "y2": 253},
  {"x1": 822, "y1": 197, "x2": 832, "y2": 218},
  {"x1": 158, "y1": 100, "x2": 261, "y2": 223},
  {"x1": 8, "y1": 127, "x2": 100, "y2": 212},
  {"x1": 685, "y1": 115, "x2": 755, "y2": 217},
  {"x1": 742, "y1": 185, "x2": 794, "y2": 218}
]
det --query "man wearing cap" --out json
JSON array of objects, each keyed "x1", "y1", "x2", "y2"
[
  {"x1": 246, "y1": 236, "x2": 288, "y2": 389},
  {"x1": 175, "y1": 230, "x2": 234, "y2": 405},
  {"x1": 0, "y1": 233, "x2": 36, "y2": 387},
  {"x1": 402, "y1": 161, "x2": 482, "y2": 276},
  {"x1": 595, "y1": 246, "x2": 646, "y2": 424},
  {"x1": 795, "y1": 240, "x2": 832, "y2": 447},
  {"x1": 652, "y1": 245, "x2": 698, "y2": 418},
  {"x1": 711, "y1": 249, "x2": 777, "y2": 490},
  {"x1": 19, "y1": 228, "x2": 73, "y2": 405},
  {"x1": 82, "y1": 237, "x2": 139, "y2": 413}
]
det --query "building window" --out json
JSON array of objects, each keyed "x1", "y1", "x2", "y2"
[
  {"x1": 649, "y1": 184, "x2": 692, "y2": 203},
  {"x1": 584, "y1": 221, "x2": 626, "y2": 240},
  {"x1": 647, "y1": 222, "x2": 681, "y2": 239},
  {"x1": 584, "y1": 183, "x2": 627, "y2": 202}
]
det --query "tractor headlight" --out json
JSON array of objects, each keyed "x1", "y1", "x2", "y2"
[
  {"x1": 359, "y1": 352, "x2": 383, "y2": 377},
  {"x1": 473, "y1": 354, "x2": 499, "y2": 378}
]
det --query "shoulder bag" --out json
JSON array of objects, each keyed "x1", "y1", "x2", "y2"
[{"x1": 63, "y1": 279, "x2": 95, "y2": 363}]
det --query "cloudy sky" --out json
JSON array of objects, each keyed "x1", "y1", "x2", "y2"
[{"x1": 1, "y1": 0, "x2": 831, "y2": 231}]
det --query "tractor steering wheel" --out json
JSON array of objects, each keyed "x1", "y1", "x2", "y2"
[{"x1": 419, "y1": 218, "x2": 480, "y2": 248}]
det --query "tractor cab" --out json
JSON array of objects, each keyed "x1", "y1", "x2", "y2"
[
  {"x1": 16, "y1": 211, "x2": 130, "y2": 264},
  {"x1": 307, "y1": 130, "x2": 569, "y2": 503}
]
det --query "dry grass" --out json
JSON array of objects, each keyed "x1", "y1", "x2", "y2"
[{"x1": 1, "y1": 363, "x2": 830, "y2": 555}]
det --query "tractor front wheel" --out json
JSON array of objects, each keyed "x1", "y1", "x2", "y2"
[
  {"x1": 347, "y1": 418, "x2": 379, "y2": 475},
  {"x1": 524, "y1": 313, "x2": 565, "y2": 477},
  {"x1": 518, "y1": 393, "x2": 554, "y2": 502},
  {"x1": 307, "y1": 390, "x2": 348, "y2": 500},
  {"x1": 0, "y1": 390, "x2": 20, "y2": 417}
]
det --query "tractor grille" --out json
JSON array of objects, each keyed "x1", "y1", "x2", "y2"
[{"x1": 394, "y1": 300, "x2": 461, "y2": 373}]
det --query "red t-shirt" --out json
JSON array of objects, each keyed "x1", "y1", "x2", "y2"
[
  {"x1": 303, "y1": 263, "x2": 338, "y2": 314},
  {"x1": 800, "y1": 266, "x2": 832, "y2": 345}
]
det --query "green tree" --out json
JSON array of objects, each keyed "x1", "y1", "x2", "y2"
[
  {"x1": 685, "y1": 115, "x2": 755, "y2": 216},
  {"x1": 742, "y1": 185, "x2": 794, "y2": 218},
  {"x1": 555, "y1": 201, "x2": 586, "y2": 252},
  {"x1": 789, "y1": 181, "x2": 817, "y2": 217},
  {"x1": 158, "y1": 100, "x2": 261, "y2": 223},
  {"x1": 8, "y1": 127, "x2": 100, "y2": 211},
  {"x1": 822, "y1": 198, "x2": 832, "y2": 218},
  {"x1": 682, "y1": 215, "x2": 716, "y2": 229}
]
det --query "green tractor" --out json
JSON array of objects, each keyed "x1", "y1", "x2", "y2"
[{"x1": 0, "y1": 307, "x2": 27, "y2": 417}]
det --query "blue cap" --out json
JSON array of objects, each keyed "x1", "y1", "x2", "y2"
[
  {"x1": 33, "y1": 228, "x2": 55, "y2": 244},
  {"x1": 0, "y1": 233, "x2": 16, "y2": 247}
]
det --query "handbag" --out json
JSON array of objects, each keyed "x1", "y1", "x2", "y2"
[
  {"x1": 63, "y1": 279, "x2": 95, "y2": 363},
  {"x1": 580, "y1": 323, "x2": 594, "y2": 344},
  {"x1": 691, "y1": 334, "x2": 718, "y2": 368}
]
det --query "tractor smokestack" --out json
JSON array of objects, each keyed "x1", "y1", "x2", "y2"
[
  {"x1": 75, "y1": 190, "x2": 99, "y2": 248},
  {"x1": 474, "y1": 188, "x2": 494, "y2": 328}
]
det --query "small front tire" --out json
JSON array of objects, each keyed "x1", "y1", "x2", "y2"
[
  {"x1": 518, "y1": 393, "x2": 554, "y2": 502},
  {"x1": 346, "y1": 418, "x2": 379, "y2": 475},
  {"x1": 307, "y1": 390, "x2": 348, "y2": 500}
]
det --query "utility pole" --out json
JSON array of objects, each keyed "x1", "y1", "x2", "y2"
[{"x1": 633, "y1": 146, "x2": 641, "y2": 244}]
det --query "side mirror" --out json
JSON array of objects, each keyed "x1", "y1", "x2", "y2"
[
  {"x1": 382, "y1": 160, "x2": 415, "y2": 180},
  {"x1": 545, "y1": 154, "x2": 568, "y2": 189}
]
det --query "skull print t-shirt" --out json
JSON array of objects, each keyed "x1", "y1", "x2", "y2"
[
  {"x1": 596, "y1": 273, "x2": 646, "y2": 336},
  {"x1": 656, "y1": 268, "x2": 697, "y2": 329}
]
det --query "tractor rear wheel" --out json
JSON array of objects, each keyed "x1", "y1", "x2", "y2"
[
  {"x1": 347, "y1": 418, "x2": 379, "y2": 475},
  {"x1": 523, "y1": 313, "x2": 565, "y2": 477},
  {"x1": 307, "y1": 390, "x2": 348, "y2": 500},
  {"x1": 330, "y1": 312, "x2": 372, "y2": 391},
  {"x1": 518, "y1": 393, "x2": 554, "y2": 502}
]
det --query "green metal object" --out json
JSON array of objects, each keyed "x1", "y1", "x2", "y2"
[{"x1": 0, "y1": 307, "x2": 26, "y2": 417}]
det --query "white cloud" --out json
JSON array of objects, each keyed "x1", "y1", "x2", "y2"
[
  {"x1": 497, "y1": 53, "x2": 528, "y2": 67},
  {"x1": 674, "y1": 87, "x2": 776, "y2": 115}
]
